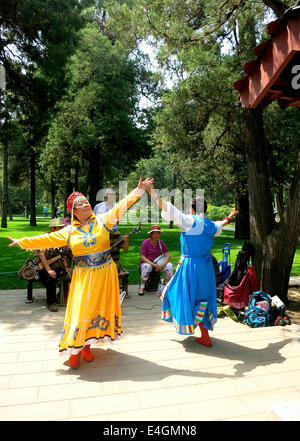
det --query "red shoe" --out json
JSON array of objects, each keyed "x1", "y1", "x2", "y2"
[
  {"x1": 82, "y1": 345, "x2": 94, "y2": 362},
  {"x1": 69, "y1": 352, "x2": 81, "y2": 369},
  {"x1": 195, "y1": 322, "x2": 212, "y2": 347},
  {"x1": 195, "y1": 336, "x2": 212, "y2": 347}
]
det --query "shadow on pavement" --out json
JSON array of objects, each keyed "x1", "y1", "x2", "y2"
[
  {"x1": 56, "y1": 347, "x2": 237, "y2": 382},
  {"x1": 174, "y1": 336, "x2": 291, "y2": 377},
  {"x1": 55, "y1": 333, "x2": 291, "y2": 383}
]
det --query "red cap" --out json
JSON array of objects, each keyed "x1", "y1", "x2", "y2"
[{"x1": 66, "y1": 191, "x2": 84, "y2": 213}]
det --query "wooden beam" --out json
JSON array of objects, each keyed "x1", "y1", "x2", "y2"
[
  {"x1": 279, "y1": 96, "x2": 295, "y2": 100},
  {"x1": 268, "y1": 89, "x2": 283, "y2": 95},
  {"x1": 273, "y1": 79, "x2": 289, "y2": 87},
  {"x1": 289, "y1": 99, "x2": 300, "y2": 107}
]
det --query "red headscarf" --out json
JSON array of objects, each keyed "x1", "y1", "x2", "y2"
[{"x1": 66, "y1": 191, "x2": 84, "y2": 213}]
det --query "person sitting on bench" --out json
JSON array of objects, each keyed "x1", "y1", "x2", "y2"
[
  {"x1": 110, "y1": 229, "x2": 129, "y2": 273},
  {"x1": 139, "y1": 225, "x2": 173, "y2": 295},
  {"x1": 38, "y1": 218, "x2": 73, "y2": 312}
]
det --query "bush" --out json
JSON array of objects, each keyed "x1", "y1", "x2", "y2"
[{"x1": 207, "y1": 204, "x2": 234, "y2": 222}]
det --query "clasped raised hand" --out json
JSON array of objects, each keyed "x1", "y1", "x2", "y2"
[{"x1": 137, "y1": 177, "x2": 154, "y2": 193}]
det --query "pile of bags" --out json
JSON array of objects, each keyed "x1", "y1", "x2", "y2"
[
  {"x1": 243, "y1": 291, "x2": 291, "y2": 327},
  {"x1": 216, "y1": 241, "x2": 291, "y2": 327}
]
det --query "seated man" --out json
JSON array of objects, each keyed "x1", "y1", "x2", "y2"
[
  {"x1": 139, "y1": 225, "x2": 173, "y2": 295},
  {"x1": 110, "y1": 229, "x2": 129, "y2": 273},
  {"x1": 37, "y1": 218, "x2": 73, "y2": 312}
]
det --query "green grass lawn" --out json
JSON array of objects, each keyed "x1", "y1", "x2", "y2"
[{"x1": 0, "y1": 217, "x2": 299, "y2": 289}]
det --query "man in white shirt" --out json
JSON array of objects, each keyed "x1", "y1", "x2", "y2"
[{"x1": 94, "y1": 188, "x2": 118, "y2": 230}]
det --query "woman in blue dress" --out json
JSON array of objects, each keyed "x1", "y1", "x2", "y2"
[{"x1": 148, "y1": 188, "x2": 238, "y2": 346}]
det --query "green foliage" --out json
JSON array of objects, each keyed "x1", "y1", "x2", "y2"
[
  {"x1": 264, "y1": 103, "x2": 300, "y2": 198},
  {"x1": 103, "y1": 1, "x2": 251, "y2": 205},
  {"x1": 125, "y1": 149, "x2": 173, "y2": 190},
  {"x1": 2, "y1": 0, "x2": 298, "y2": 226},
  {"x1": 0, "y1": 0, "x2": 84, "y2": 73},
  {"x1": 41, "y1": 21, "x2": 154, "y2": 196},
  {"x1": 105, "y1": 0, "x2": 298, "y2": 211},
  {"x1": 206, "y1": 204, "x2": 235, "y2": 222},
  {"x1": 0, "y1": 0, "x2": 88, "y2": 226}
]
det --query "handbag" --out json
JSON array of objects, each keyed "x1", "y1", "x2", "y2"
[
  {"x1": 223, "y1": 271, "x2": 251, "y2": 310},
  {"x1": 153, "y1": 254, "x2": 165, "y2": 266},
  {"x1": 153, "y1": 240, "x2": 165, "y2": 267},
  {"x1": 247, "y1": 265, "x2": 258, "y2": 293}
]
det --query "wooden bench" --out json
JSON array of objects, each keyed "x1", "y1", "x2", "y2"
[{"x1": 26, "y1": 275, "x2": 69, "y2": 306}]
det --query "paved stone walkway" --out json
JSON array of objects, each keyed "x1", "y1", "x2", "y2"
[{"x1": 0, "y1": 285, "x2": 300, "y2": 421}]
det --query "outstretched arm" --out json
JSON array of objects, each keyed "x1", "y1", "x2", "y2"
[
  {"x1": 214, "y1": 208, "x2": 239, "y2": 236},
  {"x1": 100, "y1": 178, "x2": 154, "y2": 230},
  {"x1": 6, "y1": 237, "x2": 20, "y2": 247},
  {"x1": 147, "y1": 184, "x2": 194, "y2": 232},
  {"x1": 220, "y1": 208, "x2": 239, "y2": 227},
  {"x1": 6, "y1": 227, "x2": 69, "y2": 250}
]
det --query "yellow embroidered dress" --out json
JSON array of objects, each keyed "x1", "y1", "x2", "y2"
[{"x1": 17, "y1": 190, "x2": 141, "y2": 355}]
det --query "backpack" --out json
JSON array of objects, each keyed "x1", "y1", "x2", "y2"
[
  {"x1": 224, "y1": 240, "x2": 258, "y2": 289},
  {"x1": 229, "y1": 251, "x2": 248, "y2": 285},
  {"x1": 243, "y1": 291, "x2": 273, "y2": 328}
]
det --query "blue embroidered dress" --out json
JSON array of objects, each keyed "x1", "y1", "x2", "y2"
[{"x1": 161, "y1": 204, "x2": 222, "y2": 335}]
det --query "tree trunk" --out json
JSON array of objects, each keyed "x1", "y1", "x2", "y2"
[
  {"x1": 64, "y1": 169, "x2": 73, "y2": 216},
  {"x1": 0, "y1": 181, "x2": 2, "y2": 216},
  {"x1": 169, "y1": 172, "x2": 177, "y2": 229},
  {"x1": 234, "y1": 192, "x2": 250, "y2": 239},
  {"x1": 260, "y1": 225, "x2": 297, "y2": 304},
  {"x1": 29, "y1": 149, "x2": 36, "y2": 227},
  {"x1": 8, "y1": 194, "x2": 13, "y2": 220},
  {"x1": 243, "y1": 106, "x2": 300, "y2": 303},
  {"x1": 51, "y1": 178, "x2": 56, "y2": 218},
  {"x1": 87, "y1": 146, "x2": 102, "y2": 208},
  {"x1": 74, "y1": 163, "x2": 79, "y2": 191},
  {"x1": 1, "y1": 138, "x2": 8, "y2": 228}
]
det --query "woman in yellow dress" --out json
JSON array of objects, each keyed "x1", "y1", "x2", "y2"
[{"x1": 7, "y1": 177, "x2": 153, "y2": 368}]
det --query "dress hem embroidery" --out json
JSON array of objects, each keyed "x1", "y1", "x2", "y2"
[
  {"x1": 59, "y1": 332, "x2": 123, "y2": 355},
  {"x1": 161, "y1": 301, "x2": 216, "y2": 335}
]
